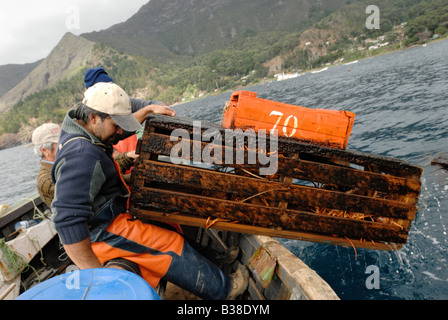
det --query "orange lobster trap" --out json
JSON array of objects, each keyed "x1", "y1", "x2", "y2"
[{"x1": 129, "y1": 112, "x2": 422, "y2": 251}]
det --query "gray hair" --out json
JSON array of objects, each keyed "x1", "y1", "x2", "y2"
[{"x1": 34, "y1": 142, "x2": 54, "y2": 159}]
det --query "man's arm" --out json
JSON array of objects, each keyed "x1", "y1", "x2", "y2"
[
  {"x1": 130, "y1": 98, "x2": 165, "y2": 112},
  {"x1": 111, "y1": 99, "x2": 175, "y2": 143},
  {"x1": 130, "y1": 98, "x2": 175, "y2": 123},
  {"x1": 63, "y1": 238, "x2": 102, "y2": 269},
  {"x1": 132, "y1": 104, "x2": 176, "y2": 124}
]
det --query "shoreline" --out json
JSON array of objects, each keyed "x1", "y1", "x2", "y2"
[
  {"x1": 176, "y1": 36, "x2": 448, "y2": 106},
  {"x1": 1, "y1": 37, "x2": 447, "y2": 150}
]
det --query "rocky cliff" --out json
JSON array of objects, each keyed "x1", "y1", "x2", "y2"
[
  {"x1": 0, "y1": 60, "x2": 42, "y2": 98},
  {"x1": 0, "y1": 33, "x2": 95, "y2": 114}
]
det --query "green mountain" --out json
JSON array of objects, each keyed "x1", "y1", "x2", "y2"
[
  {"x1": 81, "y1": 0, "x2": 447, "y2": 102},
  {"x1": 82, "y1": 0, "x2": 351, "y2": 61},
  {"x1": 0, "y1": 60, "x2": 42, "y2": 98},
  {"x1": 0, "y1": 33, "x2": 96, "y2": 115}
]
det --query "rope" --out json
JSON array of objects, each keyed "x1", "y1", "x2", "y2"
[
  {"x1": 25, "y1": 233, "x2": 46, "y2": 268},
  {"x1": 20, "y1": 197, "x2": 49, "y2": 267},
  {"x1": 23, "y1": 196, "x2": 51, "y2": 221}
]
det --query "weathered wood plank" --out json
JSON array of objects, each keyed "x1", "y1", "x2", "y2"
[
  {"x1": 138, "y1": 132, "x2": 421, "y2": 198},
  {"x1": 132, "y1": 161, "x2": 416, "y2": 220},
  {"x1": 130, "y1": 208, "x2": 401, "y2": 251},
  {"x1": 278, "y1": 153, "x2": 298, "y2": 209},
  {"x1": 144, "y1": 114, "x2": 423, "y2": 178},
  {"x1": 130, "y1": 186, "x2": 408, "y2": 244}
]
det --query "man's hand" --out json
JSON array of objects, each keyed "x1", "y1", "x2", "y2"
[
  {"x1": 126, "y1": 150, "x2": 139, "y2": 160},
  {"x1": 132, "y1": 104, "x2": 175, "y2": 124},
  {"x1": 145, "y1": 104, "x2": 176, "y2": 117}
]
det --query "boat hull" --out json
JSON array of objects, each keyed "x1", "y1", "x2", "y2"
[{"x1": 0, "y1": 194, "x2": 338, "y2": 300}]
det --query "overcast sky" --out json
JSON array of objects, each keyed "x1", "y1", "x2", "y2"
[{"x1": 0, "y1": 0, "x2": 150, "y2": 66}]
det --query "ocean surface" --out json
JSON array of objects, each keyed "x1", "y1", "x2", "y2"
[{"x1": 1, "y1": 39, "x2": 447, "y2": 299}]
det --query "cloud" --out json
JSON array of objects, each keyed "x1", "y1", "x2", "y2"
[{"x1": 0, "y1": 0, "x2": 149, "y2": 65}]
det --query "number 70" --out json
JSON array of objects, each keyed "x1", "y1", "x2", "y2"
[{"x1": 269, "y1": 110, "x2": 298, "y2": 137}]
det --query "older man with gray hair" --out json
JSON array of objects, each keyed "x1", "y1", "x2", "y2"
[{"x1": 31, "y1": 123, "x2": 61, "y2": 206}]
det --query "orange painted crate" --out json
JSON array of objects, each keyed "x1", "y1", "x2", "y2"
[{"x1": 222, "y1": 91, "x2": 356, "y2": 149}]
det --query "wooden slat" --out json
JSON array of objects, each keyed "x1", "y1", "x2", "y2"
[
  {"x1": 144, "y1": 114, "x2": 423, "y2": 178},
  {"x1": 140, "y1": 132, "x2": 421, "y2": 198},
  {"x1": 131, "y1": 186, "x2": 408, "y2": 244},
  {"x1": 133, "y1": 161, "x2": 415, "y2": 220},
  {"x1": 130, "y1": 208, "x2": 401, "y2": 251},
  {"x1": 278, "y1": 153, "x2": 298, "y2": 209}
]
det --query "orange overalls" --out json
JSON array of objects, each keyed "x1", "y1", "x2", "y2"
[{"x1": 88, "y1": 159, "x2": 230, "y2": 299}]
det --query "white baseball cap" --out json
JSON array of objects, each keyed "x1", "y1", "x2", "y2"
[
  {"x1": 82, "y1": 82, "x2": 142, "y2": 132},
  {"x1": 32, "y1": 123, "x2": 61, "y2": 146}
]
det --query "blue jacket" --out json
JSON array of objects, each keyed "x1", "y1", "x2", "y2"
[{"x1": 51, "y1": 109, "x2": 130, "y2": 245}]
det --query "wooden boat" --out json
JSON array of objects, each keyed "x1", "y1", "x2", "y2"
[
  {"x1": 0, "y1": 193, "x2": 339, "y2": 300},
  {"x1": 0, "y1": 193, "x2": 67, "y2": 300}
]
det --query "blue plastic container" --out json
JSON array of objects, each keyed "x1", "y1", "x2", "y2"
[{"x1": 16, "y1": 268, "x2": 160, "y2": 300}]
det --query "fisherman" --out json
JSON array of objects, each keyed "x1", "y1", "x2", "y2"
[
  {"x1": 28, "y1": 67, "x2": 177, "y2": 275},
  {"x1": 51, "y1": 82, "x2": 248, "y2": 299},
  {"x1": 31, "y1": 123, "x2": 61, "y2": 207},
  {"x1": 84, "y1": 67, "x2": 172, "y2": 175},
  {"x1": 85, "y1": 68, "x2": 240, "y2": 261}
]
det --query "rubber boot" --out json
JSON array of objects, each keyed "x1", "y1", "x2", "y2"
[{"x1": 163, "y1": 240, "x2": 231, "y2": 300}]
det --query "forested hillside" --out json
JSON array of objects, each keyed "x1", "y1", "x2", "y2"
[
  {"x1": 82, "y1": 0, "x2": 351, "y2": 61},
  {"x1": 0, "y1": 44, "x2": 152, "y2": 135}
]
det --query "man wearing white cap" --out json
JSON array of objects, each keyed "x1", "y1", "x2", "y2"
[
  {"x1": 51, "y1": 82, "x2": 248, "y2": 300},
  {"x1": 31, "y1": 123, "x2": 61, "y2": 206}
]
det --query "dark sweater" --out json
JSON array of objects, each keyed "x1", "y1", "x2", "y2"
[{"x1": 51, "y1": 109, "x2": 130, "y2": 245}]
